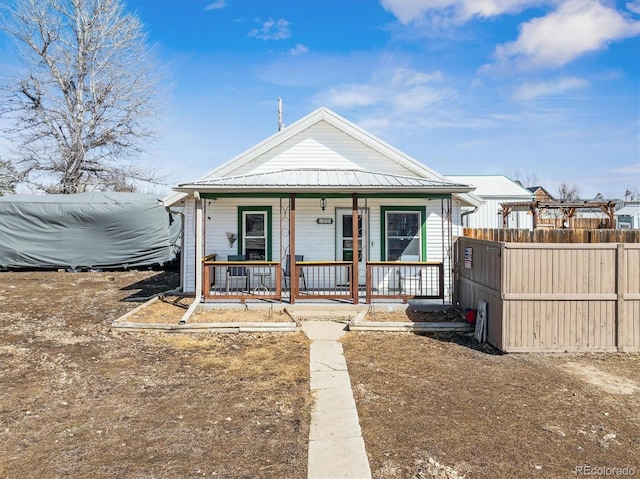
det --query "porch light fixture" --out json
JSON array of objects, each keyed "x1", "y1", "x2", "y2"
[{"x1": 320, "y1": 197, "x2": 327, "y2": 211}]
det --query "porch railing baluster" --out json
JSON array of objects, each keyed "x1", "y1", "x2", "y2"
[
  {"x1": 365, "y1": 261, "x2": 445, "y2": 303},
  {"x1": 202, "y1": 259, "x2": 444, "y2": 303}
]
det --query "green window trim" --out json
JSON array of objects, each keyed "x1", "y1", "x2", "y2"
[
  {"x1": 237, "y1": 206, "x2": 272, "y2": 261},
  {"x1": 380, "y1": 206, "x2": 427, "y2": 261}
]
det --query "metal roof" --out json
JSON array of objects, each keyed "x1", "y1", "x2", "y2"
[
  {"x1": 615, "y1": 205, "x2": 640, "y2": 216},
  {"x1": 446, "y1": 175, "x2": 534, "y2": 198},
  {"x1": 176, "y1": 168, "x2": 474, "y2": 194}
]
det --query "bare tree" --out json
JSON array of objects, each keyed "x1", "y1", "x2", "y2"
[
  {"x1": 504, "y1": 168, "x2": 539, "y2": 188},
  {"x1": 624, "y1": 188, "x2": 640, "y2": 201},
  {"x1": 0, "y1": 0, "x2": 161, "y2": 193},
  {"x1": 0, "y1": 158, "x2": 19, "y2": 195},
  {"x1": 557, "y1": 180, "x2": 580, "y2": 201}
]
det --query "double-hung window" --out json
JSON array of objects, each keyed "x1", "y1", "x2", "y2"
[{"x1": 382, "y1": 207, "x2": 425, "y2": 261}]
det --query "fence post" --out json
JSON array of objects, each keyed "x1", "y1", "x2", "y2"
[{"x1": 616, "y1": 243, "x2": 626, "y2": 351}]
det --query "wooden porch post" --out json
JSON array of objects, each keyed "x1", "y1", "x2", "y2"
[
  {"x1": 289, "y1": 193, "x2": 296, "y2": 304},
  {"x1": 352, "y1": 193, "x2": 359, "y2": 305}
]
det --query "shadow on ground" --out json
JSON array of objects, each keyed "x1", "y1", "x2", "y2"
[
  {"x1": 120, "y1": 270, "x2": 180, "y2": 301},
  {"x1": 417, "y1": 331, "x2": 504, "y2": 355}
]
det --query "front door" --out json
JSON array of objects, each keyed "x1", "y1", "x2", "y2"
[{"x1": 336, "y1": 208, "x2": 368, "y2": 286}]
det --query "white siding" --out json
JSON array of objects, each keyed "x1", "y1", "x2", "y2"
[
  {"x1": 228, "y1": 122, "x2": 421, "y2": 178},
  {"x1": 463, "y1": 198, "x2": 533, "y2": 230}
]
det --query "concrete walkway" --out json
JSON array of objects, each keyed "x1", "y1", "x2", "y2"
[{"x1": 301, "y1": 321, "x2": 372, "y2": 479}]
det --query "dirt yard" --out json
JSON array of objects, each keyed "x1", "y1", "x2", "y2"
[
  {"x1": 0, "y1": 270, "x2": 310, "y2": 479},
  {"x1": 343, "y1": 333, "x2": 640, "y2": 478},
  {"x1": 1, "y1": 270, "x2": 639, "y2": 479}
]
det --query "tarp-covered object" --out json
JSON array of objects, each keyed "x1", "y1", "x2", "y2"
[{"x1": 0, "y1": 192, "x2": 181, "y2": 270}]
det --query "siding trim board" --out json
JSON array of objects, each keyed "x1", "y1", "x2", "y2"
[{"x1": 201, "y1": 192, "x2": 453, "y2": 199}]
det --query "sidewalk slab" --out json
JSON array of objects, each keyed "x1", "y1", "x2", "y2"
[
  {"x1": 302, "y1": 320, "x2": 348, "y2": 341},
  {"x1": 308, "y1": 437, "x2": 372, "y2": 479},
  {"x1": 303, "y1": 321, "x2": 372, "y2": 479},
  {"x1": 310, "y1": 341, "x2": 348, "y2": 371},
  {"x1": 310, "y1": 407, "x2": 364, "y2": 440},
  {"x1": 310, "y1": 369, "x2": 353, "y2": 391},
  {"x1": 311, "y1": 387, "x2": 357, "y2": 412}
]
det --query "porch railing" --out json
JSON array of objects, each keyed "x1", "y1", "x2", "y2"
[
  {"x1": 203, "y1": 260, "x2": 282, "y2": 302},
  {"x1": 201, "y1": 259, "x2": 444, "y2": 303},
  {"x1": 289, "y1": 261, "x2": 353, "y2": 302},
  {"x1": 365, "y1": 261, "x2": 445, "y2": 303}
]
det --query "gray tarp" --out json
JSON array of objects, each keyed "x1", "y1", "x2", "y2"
[{"x1": 0, "y1": 192, "x2": 181, "y2": 270}]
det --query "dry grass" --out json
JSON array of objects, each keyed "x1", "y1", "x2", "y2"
[
  {"x1": 0, "y1": 271, "x2": 310, "y2": 479},
  {"x1": 117, "y1": 296, "x2": 294, "y2": 324},
  {"x1": 364, "y1": 305, "x2": 467, "y2": 323},
  {"x1": 343, "y1": 332, "x2": 640, "y2": 479},
  {"x1": 2, "y1": 270, "x2": 639, "y2": 479}
]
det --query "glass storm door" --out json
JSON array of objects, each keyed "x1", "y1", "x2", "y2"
[{"x1": 243, "y1": 211, "x2": 267, "y2": 260}]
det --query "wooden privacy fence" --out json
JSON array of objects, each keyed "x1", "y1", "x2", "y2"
[
  {"x1": 456, "y1": 237, "x2": 640, "y2": 352},
  {"x1": 464, "y1": 228, "x2": 640, "y2": 243}
]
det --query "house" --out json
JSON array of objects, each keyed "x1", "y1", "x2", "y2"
[
  {"x1": 446, "y1": 175, "x2": 534, "y2": 229},
  {"x1": 164, "y1": 107, "x2": 482, "y2": 307},
  {"x1": 527, "y1": 186, "x2": 555, "y2": 202},
  {"x1": 615, "y1": 203, "x2": 640, "y2": 229}
]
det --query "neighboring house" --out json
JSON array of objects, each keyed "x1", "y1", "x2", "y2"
[
  {"x1": 446, "y1": 175, "x2": 534, "y2": 229},
  {"x1": 572, "y1": 208, "x2": 612, "y2": 228},
  {"x1": 615, "y1": 203, "x2": 640, "y2": 229},
  {"x1": 164, "y1": 107, "x2": 482, "y2": 305},
  {"x1": 527, "y1": 186, "x2": 555, "y2": 202}
]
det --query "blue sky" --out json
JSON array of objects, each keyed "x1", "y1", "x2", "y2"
[{"x1": 5, "y1": 0, "x2": 640, "y2": 198}]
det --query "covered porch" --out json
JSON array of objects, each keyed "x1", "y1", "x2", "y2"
[{"x1": 176, "y1": 170, "x2": 473, "y2": 305}]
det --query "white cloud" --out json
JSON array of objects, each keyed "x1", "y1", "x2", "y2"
[
  {"x1": 611, "y1": 163, "x2": 640, "y2": 175},
  {"x1": 248, "y1": 18, "x2": 291, "y2": 41},
  {"x1": 512, "y1": 76, "x2": 589, "y2": 99},
  {"x1": 462, "y1": 0, "x2": 545, "y2": 18},
  {"x1": 204, "y1": 0, "x2": 226, "y2": 11},
  {"x1": 391, "y1": 67, "x2": 444, "y2": 86},
  {"x1": 316, "y1": 67, "x2": 452, "y2": 113},
  {"x1": 380, "y1": 0, "x2": 456, "y2": 24},
  {"x1": 290, "y1": 43, "x2": 308, "y2": 56},
  {"x1": 627, "y1": 1, "x2": 640, "y2": 15},
  {"x1": 319, "y1": 84, "x2": 379, "y2": 108},
  {"x1": 489, "y1": 0, "x2": 640, "y2": 70},
  {"x1": 379, "y1": 0, "x2": 545, "y2": 24}
]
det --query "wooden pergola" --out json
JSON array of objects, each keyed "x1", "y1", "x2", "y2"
[{"x1": 500, "y1": 200, "x2": 617, "y2": 229}]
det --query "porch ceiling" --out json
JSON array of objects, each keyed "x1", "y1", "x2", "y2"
[{"x1": 175, "y1": 168, "x2": 475, "y2": 195}]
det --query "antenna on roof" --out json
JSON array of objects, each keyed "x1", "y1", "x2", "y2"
[{"x1": 277, "y1": 97, "x2": 284, "y2": 131}]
